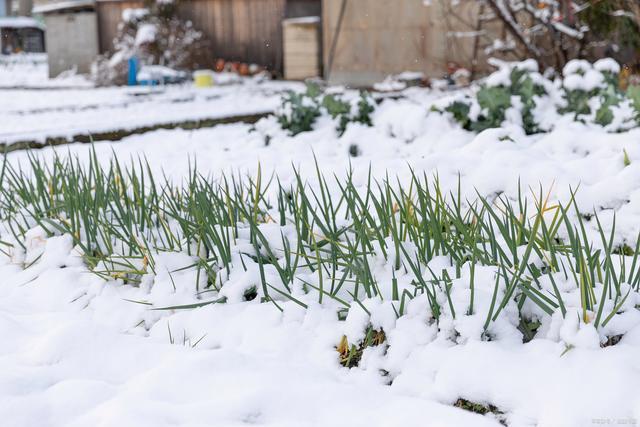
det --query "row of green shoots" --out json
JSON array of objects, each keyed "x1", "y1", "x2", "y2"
[{"x1": 0, "y1": 151, "x2": 637, "y2": 341}]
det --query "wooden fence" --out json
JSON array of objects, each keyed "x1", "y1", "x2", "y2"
[{"x1": 96, "y1": 0, "x2": 320, "y2": 73}]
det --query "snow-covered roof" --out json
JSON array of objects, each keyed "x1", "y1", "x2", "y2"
[
  {"x1": 0, "y1": 16, "x2": 45, "y2": 30},
  {"x1": 33, "y1": 0, "x2": 95, "y2": 14}
]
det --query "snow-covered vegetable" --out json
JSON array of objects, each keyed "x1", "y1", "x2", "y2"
[
  {"x1": 276, "y1": 83, "x2": 376, "y2": 136},
  {"x1": 436, "y1": 59, "x2": 640, "y2": 135},
  {"x1": 276, "y1": 84, "x2": 322, "y2": 136}
]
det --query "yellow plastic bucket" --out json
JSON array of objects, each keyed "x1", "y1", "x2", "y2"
[{"x1": 194, "y1": 70, "x2": 214, "y2": 88}]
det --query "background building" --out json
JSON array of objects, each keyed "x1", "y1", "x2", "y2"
[
  {"x1": 32, "y1": 0, "x2": 512, "y2": 84},
  {"x1": 33, "y1": 0, "x2": 97, "y2": 76}
]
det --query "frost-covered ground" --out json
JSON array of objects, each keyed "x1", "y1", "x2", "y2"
[{"x1": 3, "y1": 62, "x2": 640, "y2": 427}]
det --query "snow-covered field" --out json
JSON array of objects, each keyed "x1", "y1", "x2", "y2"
[
  {"x1": 0, "y1": 82, "x2": 298, "y2": 145},
  {"x1": 0, "y1": 55, "x2": 299, "y2": 145},
  {"x1": 2, "y1": 59, "x2": 640, "y2": 427}
]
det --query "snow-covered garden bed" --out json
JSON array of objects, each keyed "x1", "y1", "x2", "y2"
[
  {"x1": 0, "y1": 78, "x2": 299, "y2": 147},
  {"x1": 2, "y1": 59, "x2": 640, "y2": 427}
]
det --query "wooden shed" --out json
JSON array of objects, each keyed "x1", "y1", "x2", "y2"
[{"x1": 96, "y1": 0, "x2": 321, "y2": 74}]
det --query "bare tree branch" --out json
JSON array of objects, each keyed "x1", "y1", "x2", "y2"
[{"x1": 484, "y1": 0, "x2": 543, "y2": 62}]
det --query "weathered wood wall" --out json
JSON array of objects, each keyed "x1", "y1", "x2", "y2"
[
  {"x1": 176, "y1": 0, "x2": 286, "y2": 71},
  {"x1": 96, "y1": 0, "x2": 321, "y2": 73},
  {"x1": 322, "y1": 0, "x2": 503, "y2": 86}
]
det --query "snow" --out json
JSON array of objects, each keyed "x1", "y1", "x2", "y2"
[
  {"x1": 0, "y1": 16, "x2": 45, "y2": 30},
  {"x1": 373, "y1": 76, "x2": 409, "y2": 92},
  {"x1": 485, "y1": 58, "x2": 539, "y2": 87},
  {"x1": 0, "y1": 54, "x2": 91, "y2": 88},
  {"x1": 563, "y1": 69, "x2": 605, "y2": 92},
  {"x1": 3, "y1": 63, "x2": 640, "y2": 426},
  {"x1": 0, "y1": 78, "x2": 301, "y2": 144},
  {"x1": 122, "y1": 7, "x2": 148, "y2": 22},
  {"x1": 135, "y1": 23, "x2": 157, "y2": 46},
  {"x1": 0, "y1": 271, "x2": 503, "y2": 427},
  {"x1": 8, "y1": 88, "x2": 640, "y2": 240},
  {"x1": 594, "y1": 58, "x2": 622, "y2": 74},
  {"x1": 552, "y1": 22, "x2": 585, "y2": 39},
  {"x1": 32, "y1": 0, "x2": 94, "y2": 14},
  {"x1": 3, "y1": 229, "x2": 640, "y2": 427},
  {"x1": 563, "y1": 59, "x2": 592, "y2": 76},
  {"x1": 283, "y1": 16, "x2": 321, "y2": 25},
  {"x1": 373, "y1": 71, "x2": 425, "y2": 92},
  {"x1": 136, "y1": 64, "x2": 184, "y2": 81}
]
